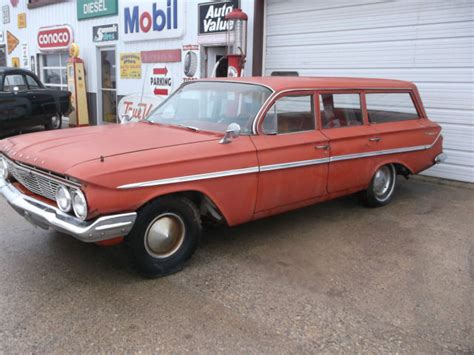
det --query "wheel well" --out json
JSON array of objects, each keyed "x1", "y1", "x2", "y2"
[
  {"x1": 393, "y1": 163, "x2": 413, "y2": 178},
  {"x1": 147, "y1": 190, "x2": 227, "y2": 225}
]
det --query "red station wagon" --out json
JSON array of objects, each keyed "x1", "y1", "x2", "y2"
[{"x1": 0, "y1": 77, "x2": 446, "y2": 278}]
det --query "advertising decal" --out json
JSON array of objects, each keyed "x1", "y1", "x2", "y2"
[
  {"x1": 198, "y1": 0, "x2": 238, "y2": 35},
  {"x1": 7, "y1": 31, "x2": 19, "y2": 54},
  {"x1": 141, "y1": 49, "x2": 181, "y2": 63},
  {"x1": 93, "y1": 23, "x2": 118, "y2": 42},
  {"x1": 120, "y1": 52, "x2": 142, "y2": 79},
  {"x1": 122, "y1": 0, "x2": 184, "y2": 42},
  {"x1": 21, "y1": 43, "x2": 28, "y2": 68},
  {"x1": 182, "y1": 44, "x2": 199, "y2": 82},
  {"x1": 77, "y1": 0, "x2": 118, "y2": 20},
  {"x1": 11, "y1": 57, "x2": 19, "y2": 67},
  {"x1": 17, "y1": 13, "x2": 26, "y2": 29},
  {"x1": 149, "y1": 66, "x2": 173, "y2": 96},
  {"x1": 2, "y1": 5, "x2": 10, "y2": 24},
  {"x1": 37, "y1": 25, "x2": 73, "y2": 51}
]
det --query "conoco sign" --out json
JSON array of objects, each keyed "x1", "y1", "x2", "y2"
[{"x1": 37, "y1": 25, "x2": 73, "y2": 50}]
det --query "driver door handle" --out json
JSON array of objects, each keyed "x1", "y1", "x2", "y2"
[
  {"x1": 369, "y1": 137, "x2": 382, "y2": 142},
  {"x1": 315, "y1": 144, "x2": 329, "y2": 150}
]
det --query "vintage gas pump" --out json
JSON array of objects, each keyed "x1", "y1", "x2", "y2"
[
  {"x1": 66, "y1": 43, "x2": 90, "y2": 126},
  {"x1": 225, "y1": 8, "x2": 248, "y2": 77}
]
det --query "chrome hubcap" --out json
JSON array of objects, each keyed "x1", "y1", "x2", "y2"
[
  {"x1": 373, "y1": 166, "x2": 392, "y2": 197},
  {"x1": 144, "y1": 213, "x2": 185, "y2": 258},
  {"x1": 51, "y1": 115, "x2": 60, "y2": 129}
]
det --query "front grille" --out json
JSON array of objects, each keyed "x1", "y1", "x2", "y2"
[{"x1": 6, "y1": 160, "x2": 60, "y2": 201}]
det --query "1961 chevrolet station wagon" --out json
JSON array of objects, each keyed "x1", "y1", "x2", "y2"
[{"x1": 0, "y1": 77, "x2": 446, "y2": 278}]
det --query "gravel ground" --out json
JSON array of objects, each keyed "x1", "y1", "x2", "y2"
[{"x1": 0, "y1": 178, "x2": 473, "y2": 353}]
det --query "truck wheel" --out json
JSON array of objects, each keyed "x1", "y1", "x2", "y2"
[
  {"x1": 45, "y1": 114, "x2": 62, "y2": 130},
  {"x1": 359, "y1": 164, "x2": 397, "y2": 207},
  {"x1": 126, "y1": 196, "x2": 201, "y2": 278}
]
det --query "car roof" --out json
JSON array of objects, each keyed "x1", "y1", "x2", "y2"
[
  {"x1": 0, "y1": 67, "x2": 32, "y2": 74},
  {"x1": 199, "y1": 76, "x2": 417, "y2": 91}
]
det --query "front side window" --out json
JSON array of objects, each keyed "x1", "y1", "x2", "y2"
[
  {"x1": 147, "y1": 82, "x2": 272, "y2": 135},
  {"x1": 366, "y1": 93, "x2": 420, "y2": 123},
  {"x1": 262, "y1": 94, "x2": 315, "y2": 134},
  {"x1": 320, "y1": 93, "x2": 363, "y2": 128},
  {"x1": 3, "y1": 74, "x2": 27, "y2": 92},
  {"x1": 25, "y1": 74, "x2": 41, "y2": 89}
]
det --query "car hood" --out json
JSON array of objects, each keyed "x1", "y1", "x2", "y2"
[{"x1": 1, "y1": 122, "x2": 219, "y2": 175}]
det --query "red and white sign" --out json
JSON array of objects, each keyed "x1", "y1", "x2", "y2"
[
  {"x1": 37, "y1": 25, "x2": 73, "y2": 51},
  {"x1": 118, "y1": 94, "x2": 164, "y2": 123},
  {"x1": 150, "y1": 67, "x2": 173, "y2": 96}
]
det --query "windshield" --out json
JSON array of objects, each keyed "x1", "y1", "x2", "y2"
[{"x1": 147, "y1": 81, "x2": 272, "y2": 134}]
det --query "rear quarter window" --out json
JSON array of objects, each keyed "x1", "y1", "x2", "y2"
[{"x1": 366, "y1": 92, "x2": 420, "y2": 123}]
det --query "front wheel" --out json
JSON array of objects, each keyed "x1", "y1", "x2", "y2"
[
  {"x1": 126, "y1": 196, "x2": 201, "y2": 278},
  {"x1": 359, "y1": 164, "x2": 397, "y2": 207},
  {"x1": 45, "y1": 114, "x2": 62, "y2": 130}
]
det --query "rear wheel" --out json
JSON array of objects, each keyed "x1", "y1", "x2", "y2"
[
  {"x1": 359, "y1": 164, "x2": 397, "y2": 207},
  {"x1": 126, "y1": 196, "x2": 201, "y2": 278},
  {"x1": 45, "y1": 114, "x2": 62, "y2": 130}
]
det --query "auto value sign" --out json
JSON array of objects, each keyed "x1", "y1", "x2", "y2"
[
  {"x1": 122, "y1": 0, "x2": 183, "y2": 42},
  {"x1": 93, "y1": 23, "x2": 118, "y2": 42},
  {"x1": 37, "y1": 25, "x2": 73, "y2": 51},
  {"x1": 77, "y1": 0, "x2": 118, "y2": 20},
  {"x1": 198, "y1": 0, "x2": 238, "y2": 35}
]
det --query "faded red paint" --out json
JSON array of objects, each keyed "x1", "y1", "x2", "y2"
[{"x1": 0, "y1": 77, "x2": 443, "y2": 233}]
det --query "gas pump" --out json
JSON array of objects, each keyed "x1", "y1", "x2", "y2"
[
  {"x1": 225, "y1": 8, "x2": 248, "y2": 77},
  {"x1": 66, "y1": 43, "x2": 90, "y2": 126}
]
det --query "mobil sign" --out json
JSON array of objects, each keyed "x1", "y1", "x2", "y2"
[
  {"x1": 37, "y1": 25, "x2": 73, "y2": 51},
  {"x1": 121, "y1": 0, "x2": 183, "y2": 42}
]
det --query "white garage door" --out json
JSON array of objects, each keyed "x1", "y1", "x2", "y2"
[{"x1": 264, "y1": 0, "x2": 474, "y2": 183}]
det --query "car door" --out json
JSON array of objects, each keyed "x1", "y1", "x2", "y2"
[
  {"x1": 251, "y1": 92, "x2": 329, "y2": 213},
  {"x1": 319, "y1": 91, "x2": 380, "y2": 193},
  {"x1": 2, "y1": 73, "x2": 32, "y2": 128},
  {"x1": 24, "y1": 73, "x2": 58, "y2": 120}
]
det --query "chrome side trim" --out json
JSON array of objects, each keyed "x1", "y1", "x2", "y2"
[
  {"x1": 118, "y1": 166, "x2": 260, "y2": 189},
  {"x1": 0, "y1": 177, "x2": 136, "y2": 243},
  {"x1": 260, "y1": 157, "x2": 330, "y2": 172},
  {"x1": 117, "y1": 134, "x2": 441, "y2": 189}
]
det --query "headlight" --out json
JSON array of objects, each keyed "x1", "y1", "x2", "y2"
[
  {"x1": 72, "y1": 190, "x2": 88, "y2": 220},
  {"x1": 55, "y1": 185, "x2": 72, "y2": 212},
  {"x1": 0, "y1": 157, "x2": 8, "y2": 180}
]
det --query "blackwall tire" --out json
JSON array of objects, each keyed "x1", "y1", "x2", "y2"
[
  {"x1": 126, "y1": 196, "x2": 201, "y2": 279},
  {"x1": 45, "y1": 114, "x2": 62, "y2": 130},
  {"x1": 359, "y1": 164, "x2": 397, "y2": 207}
]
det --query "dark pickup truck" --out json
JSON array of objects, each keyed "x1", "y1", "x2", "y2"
[{"x1": 0, "y1": 67, "x2": 71, "y2": 132}]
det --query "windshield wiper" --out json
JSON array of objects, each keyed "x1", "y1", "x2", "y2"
[{"x1": 177, "y1": 124, "x2": 200, "y2": 132}]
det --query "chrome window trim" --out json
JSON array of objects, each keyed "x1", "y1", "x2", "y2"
[
  {"x1": 117, "y1": 133, "x2": 441, "y2": 190},
  {"x1": 252, "y1": 87, "x2": 418, "y2": 134}
]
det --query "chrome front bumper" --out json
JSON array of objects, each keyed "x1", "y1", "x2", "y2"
[{"x1": 0, "y1": 178, "x2": 137, "y2": 243}]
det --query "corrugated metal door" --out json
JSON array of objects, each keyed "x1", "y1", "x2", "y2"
[{"x1": 264, "y1": 0, "x2": 474, "y2": 183}]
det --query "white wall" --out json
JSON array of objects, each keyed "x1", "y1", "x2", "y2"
[
  {"x1": 264, "y1": 0, "x2": 474, "y2": 183},
  {"x1": 0, "y1": 0, "x2": 255, "y2": 96}
]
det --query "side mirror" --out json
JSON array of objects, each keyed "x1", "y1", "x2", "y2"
[
  {"x1": 219, "y1": 123, "x2": 241, "y2": 144},
  {"x1": 12, "y1": 86, "x2": 19, "y2": 94}
]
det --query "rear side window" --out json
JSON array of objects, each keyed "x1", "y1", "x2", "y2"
[
  {"x1": 320, "y1": 93, "x2": 363, "y2": 128},
  {"x1": 3, "y1": 74, "x2": 27, "y2": 92},
  {"x1": 366, "y1": 93, "x2": 420, "y2": 123},
  {"x1": 262, "y1": 95, "x2": 315, "y2": 134}
]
